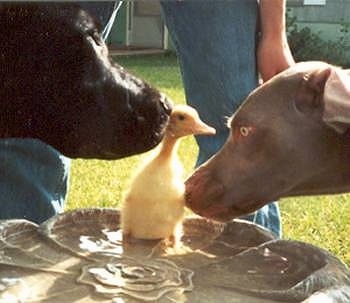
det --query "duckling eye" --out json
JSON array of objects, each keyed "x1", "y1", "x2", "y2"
[{"x1": 178, "y1": 114, "x2": 185, "y2": 121}]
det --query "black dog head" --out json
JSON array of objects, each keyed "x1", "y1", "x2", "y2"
[{"x1": 0, "y1": 3, "x2": 172, "y2": 159}]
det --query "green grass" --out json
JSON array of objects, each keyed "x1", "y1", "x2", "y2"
[{"x1": 66, "y1": 54, "x2": 350, "y2": 266}]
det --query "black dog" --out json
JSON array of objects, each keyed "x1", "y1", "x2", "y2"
[{"x1": 0, "y1": 3, "x2": 172, "y2": 159}]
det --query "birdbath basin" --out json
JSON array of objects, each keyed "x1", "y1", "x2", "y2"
[{"x1": 0, "y1": 208, "x2": 349, "y2": 302}]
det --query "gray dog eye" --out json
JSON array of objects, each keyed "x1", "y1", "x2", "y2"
[{"x1": 240, "y1": 126, "x2": 250, "y2": 137}]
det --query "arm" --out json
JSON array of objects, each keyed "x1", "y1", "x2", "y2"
[{"x1": 257, "y1": 0, "x2": 295, "y2": 82}]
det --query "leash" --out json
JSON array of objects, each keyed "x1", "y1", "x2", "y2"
[{"x1": 102, "y1": 1, "x2": 124, "y2": 41}]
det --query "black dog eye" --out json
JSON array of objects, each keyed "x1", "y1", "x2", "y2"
[
  {"x1": 88, "y1": 29, "x2": 103, "y2": 46},
  {"x1": 178, "y1": 114, "x2": 185, "y2": 121}
]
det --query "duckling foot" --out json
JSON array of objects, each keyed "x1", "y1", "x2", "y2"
[
  {"x1": 168, "y1": 235, "x2": 177, "y2": 247},
  {"x1": 165, "y1": 234, "x2": 182, "y2": 251},
  {"x1": 122, "y1": 232, "x2": 135, "y2": 248}
]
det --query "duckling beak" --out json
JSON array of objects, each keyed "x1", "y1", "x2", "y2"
[{"x1": 192, "y1": 119, "x2": 216, "y2": 136}]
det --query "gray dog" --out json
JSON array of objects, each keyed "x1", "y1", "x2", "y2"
[{"x1": 186, "y1": 61, "x2": 350, "y2": 221}]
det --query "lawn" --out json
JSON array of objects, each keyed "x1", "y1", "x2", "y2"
[{"x1": 66, "y1": 54, "x2": 350, "y2": 266}]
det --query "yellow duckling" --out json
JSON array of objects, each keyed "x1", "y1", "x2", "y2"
[{"x1": 121, "y1": 104, "x2": 215, "y2": 244}]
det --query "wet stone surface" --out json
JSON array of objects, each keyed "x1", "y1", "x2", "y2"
[{"x1": 0, "y1": 208, "x2": 349, "y2": 302}]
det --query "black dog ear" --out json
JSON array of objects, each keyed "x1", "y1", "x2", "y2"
[{"x1": 294, "y1": 67, "x2": 332, "y2": 115}]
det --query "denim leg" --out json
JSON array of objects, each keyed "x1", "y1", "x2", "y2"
[
  {"x1": 242, "y1": 204, "x2": 282, "y2": 238},
  {"x1": 161, "y1": 0, "x2": 281, "y2": 237},
  {"x1": 161, "y1": 0, "x2": 258, "y2": 164},
  {"x1": 0, "y1": 139, "x2": 70, "y2": 224}
]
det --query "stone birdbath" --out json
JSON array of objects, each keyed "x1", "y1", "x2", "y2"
[{"x1": 0, "y1": 208, "x2": 349, "y2": 302}]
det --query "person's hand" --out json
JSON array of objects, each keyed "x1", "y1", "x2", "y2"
[{"x1": 257, "y1": 35, "x2": 295, "y2": 83}]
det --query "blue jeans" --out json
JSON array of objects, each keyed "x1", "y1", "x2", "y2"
[
  {"x1": 161, "y1": 0, "x2": 281, "y2": 237},
  {"x1": 0, "y1": 139, "x2": 70, "y2": 224}
]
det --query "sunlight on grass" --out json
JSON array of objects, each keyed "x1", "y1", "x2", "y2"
[
  {"x1": 281, "y1": 194, "x2": 350, "y2": 265},
  {"x1": 67, "y1": 54, "x2": 198, "y2": 210},
  {"x1": 68, "y1": 137, "x2": 198, "y2": 210},
  {"x1": 67, "y1": 54, "x2": 350, "y2": 265}
]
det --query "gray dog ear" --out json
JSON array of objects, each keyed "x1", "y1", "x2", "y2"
[
  {"x1": 322, "y1": 68, "x2": 350, "y2": 133},
  {"x1": 294, "y1": 67, "x2": 332, "y2": 115}
]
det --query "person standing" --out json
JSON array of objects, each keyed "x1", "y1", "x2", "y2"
[{"x1": 161, "y1": 0, "x2": 295, "y2": 237}]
